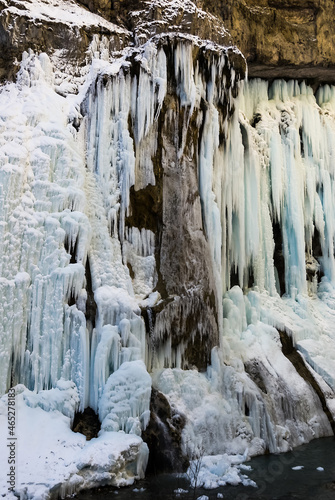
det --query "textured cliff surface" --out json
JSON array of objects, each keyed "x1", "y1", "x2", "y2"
[
  {"x1": 212, "y1": 0, "x2": 335, "y2": 82},
  {"x1": 0, "y1": 0, "x2": 130, "y2": 82},
  {"x1": 76, "y1": 0, "x2": 335, "y2": 83}
]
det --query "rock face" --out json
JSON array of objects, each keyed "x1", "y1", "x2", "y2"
[
  {"x1": 142, "y1": 388, "x2": 187, "y2": 473},
  {"x1": 79, "y1": 0, "x2": 233, "y2": 47},
  {"x1": 203, "y1": 0, "x2": 335, "y2": 82},
  {"x1": 77, "y1": 0, "x2": 335, "y2": 83},
  {"x1": 0, "y1": 0, "x2": 130, "y2": 82}
]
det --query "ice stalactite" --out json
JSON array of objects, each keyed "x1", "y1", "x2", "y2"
[
  {"x1": 157, "y1": 77, "x2": 335, "y2": 457},
  {"x1": 81, "y1": 38, "x2": 335, "y2": 461},
  {"x1": 221, "y1": 78, "x2": 335, "y2": 297},
  {"x1": 0, "y1": 51, "x2": 89, "y2": 397},
  {"x1": 82, "y1": 35, "x2": 243, "y2": 375}
]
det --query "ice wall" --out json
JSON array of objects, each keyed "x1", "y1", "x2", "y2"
[
  {"x1": 155, "y1": 77, "x2": 335, "y2": 456},
  {"x1": 80, "y1": 38, "x2": 335, "y2": 459},
  {"x1": 220, "y1": 78, "x2": 335, "y2": 297},
  {"x1": 0, "y1": 52, "x2": 89, "y2": 399},
  {"x1": 2, "y1": 24, "x2": 335, "y2": 499},
  {"x1": 0, "y1": 49, "x2": 152, "y2": 498}
]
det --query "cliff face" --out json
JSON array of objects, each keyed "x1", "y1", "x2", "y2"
[
  {"x1": 0, "y1": 0, "x2": 130, "y2": 81},
  {"x1": 4, "y1": 0, "x2": 335, "y2": 83},
  {"x1": 76, "y1": 0, "x2": 335, "y2": 83},
  {"x1": 212, "y1": 0, "x2": 335, "y2": 82}
]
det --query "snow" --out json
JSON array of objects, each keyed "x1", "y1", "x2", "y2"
[
  {"x1": 187, "y1": 452, "x2": 256, "y2": 489},
  {"x1": 0, "y1": 386, "x2": 148, "y2": 499},
  {"x1": 2, "y1": 0, "x2": 128, "y2": 32}
]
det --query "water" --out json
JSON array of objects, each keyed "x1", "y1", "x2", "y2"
[{"x1": 75, "y1": 437, "x2": 335, "y2": 500}]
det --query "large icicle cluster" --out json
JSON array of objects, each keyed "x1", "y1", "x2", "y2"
[
  {"x1": 82, "y1": 34, "x2": 243, "y2": 372},
  {"x1": 0, "y1": 49, "x2": 152, "y2": 498},
  {"x1": 0, "y1": 52, "x2": 88, "y2": 398},
  {"x1": 221, "y1": 79, "x2": 335, "y2": 296},
  {"x1": 0, "y1": 28, "x2": 243, "y2": 498},
  {"x1": 155, "y1": 77, "x2": 335, "y2": 457}
]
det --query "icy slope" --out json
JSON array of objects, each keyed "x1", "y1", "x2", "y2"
[{"x1": 0, "y1": 383, "x2": 148, "y2": 499}]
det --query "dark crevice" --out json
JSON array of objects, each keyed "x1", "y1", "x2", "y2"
[
  {"x1": 273, "y1": 221, "x2": 286, "y2": 295},
  {"x1": 230, "y1": 265, "x2": 240, "y2": 288},
  {"x1": 230, "y1": 265, "x2": 254, "y2": 291},
  {"x1": 251, "y1": 112, "x2": 262, "y2": 128},
  {"x1": 245, "y1": 403, "x2": 250, "y2": 417},
  {"x1": 240, "y1": 122, "x2": 249, "y2": 150},
  {"x1": 64, "y1": 237, "x2": 79, "y2": 306},
  {"x1": 72, "y1": 407, "x2": 101, "y2": 440},
  {"x1": 127, "y1": 262, "x2": 135, "y2": 280},
  {"x1": 64, "y1": 236, "x2": 78, "y2": 264},
  {"x1": 279, "y1": 329, "x2": 335, "y2": 434},
  {"x1": 142, "y1": 388, "x2": 188, "y2": 474},
  {"x1": 67, "y1": 292, "x2": 76, "y2": 307},
  {"x1": 312, "y1": 227, "x2": 325, "y2": 283},
  {"x1": 247, "y1": 266, "x2": 255, "y2": 289},
  {"x1": 299, "y1": 126, "x2": 304, "y2": 157},
  {"x1": 312, "y1": 227, "x2": 323, "y2": 258},
  {"x1": 85, "y1": 258, "x2": 97, "y2": 330}
]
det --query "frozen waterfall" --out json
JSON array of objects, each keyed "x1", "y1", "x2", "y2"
[{"x1": 1, "y1": 33, "x2": 335, "y2": 498}]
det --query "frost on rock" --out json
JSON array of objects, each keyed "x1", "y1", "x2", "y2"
[{"x1": 129, "y1": 0, "x2": 233, "y2": 47}]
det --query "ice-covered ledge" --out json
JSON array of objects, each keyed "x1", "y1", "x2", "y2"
[
  {"x1": 0, "y1": 0, "x2": 130, "y2": 82},
  {"x1": 0, "y1": 383, "x2": 149, "y2": 499}
]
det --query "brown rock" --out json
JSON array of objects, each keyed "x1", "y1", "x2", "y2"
[
  {"x1": 0, "y1": 0, "x2": 130, "y2": 82},
  {"x1": 203, "y1": 0, "x2": 335, "y2": 82},
  {"x1": 77, "y1": 0, "x2": 335, "y2": 82}
]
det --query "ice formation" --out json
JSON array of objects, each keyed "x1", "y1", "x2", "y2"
[
  {"x1": 1, "y1": 1, "x2": 335, "y2": 497},
  {"x1": 187, "y1": 451, "x2": 256, "y2": 489}
]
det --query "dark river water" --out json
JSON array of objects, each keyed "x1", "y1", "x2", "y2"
[{"x1": 76, "y1": 436, "x2": 335, "y2": 500}]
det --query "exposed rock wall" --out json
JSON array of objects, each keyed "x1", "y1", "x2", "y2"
[
  {"x1": 203, "y1": 0, "x2": 335, "y2": 82},
  {"x1": 76, "y1": 0, "x2": 335, "y2": 83},
  {"x1": 0, "y1": 0, "x2": 130, "y2": 81}
]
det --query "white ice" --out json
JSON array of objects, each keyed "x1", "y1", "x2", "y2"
[{"x1": 2, "y1": 10, "x2": 335, "y2": 499}]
